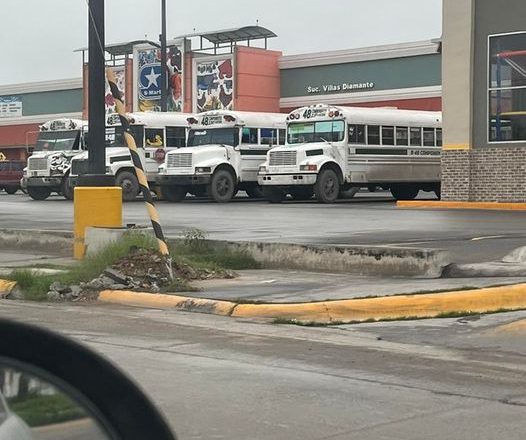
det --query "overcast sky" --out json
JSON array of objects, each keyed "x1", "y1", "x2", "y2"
[{"x1": 0, "y1": 0, "x2": 442, "y2": 86}]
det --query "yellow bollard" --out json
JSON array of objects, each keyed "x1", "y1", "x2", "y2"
[{"x1": 73, "y1": 187, "x2": 123, "y2": 259}]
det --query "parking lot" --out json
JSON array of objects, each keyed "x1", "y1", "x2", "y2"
[{"x1": 3, "y1": 190, "x2": 526, "y2": 264}]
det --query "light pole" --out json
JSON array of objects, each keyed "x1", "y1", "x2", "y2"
[{"x1": 160, "y1": 0, "x2": 168, "y2": 112}]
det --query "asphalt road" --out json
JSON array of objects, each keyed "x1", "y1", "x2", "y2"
[
  {"x1": 3, "y1": 192, "x2": 526, "y2": 263},
  {"x1": 1, "y1": 300, "x2": 525, "y2": 440}
]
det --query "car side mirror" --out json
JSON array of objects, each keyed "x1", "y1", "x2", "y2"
[{"x1": 0, "y1": 319, "x2": 176, "y2": 440}]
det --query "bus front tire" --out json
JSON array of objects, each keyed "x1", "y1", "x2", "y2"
[
  {"x1": 28, "y1": 187, "x2": 51, "y2": 201},
  {"x1": 390, "y1": 184, "x2": 419, "y2": 201},
  {"x1": 116, "y1": 171, "x2": 140, "y2": 202},
  {"x1": 61, "y1": 177, "x2": 74, "y2": 200},
  {"x1": 208, "y1": 169, "x2": 236, "y2": 203},
  {"x1": 314, "y1": 169, "x2": 340, "y2": 203},
  {"x1": 263, "y1": 187, "x2": 285, "y2": 203},
  {"x1": 162, "y1": 186, "x2": 187, "y2": 202}
]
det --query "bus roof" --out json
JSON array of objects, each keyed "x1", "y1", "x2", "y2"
[
  {"x1": 129, "y1": 112, "x2": 194, "y2": 127},
  {"x1": 40, "y1": 118, "x2": 87, "y2": 132},
  {"x1": 289, "y1": 104, "x2": 442, "y2": 126},
  {"x1": 195, "y1": 110, "x2": 287, "y2": 128}
]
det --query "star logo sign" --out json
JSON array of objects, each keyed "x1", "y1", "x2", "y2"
[{"x1": 145, "y1": 68, "x2": 161, "y2": 88}]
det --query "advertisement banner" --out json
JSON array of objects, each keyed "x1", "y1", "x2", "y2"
[
  {"x1": 0, "y1": 96, "x2": 22, "y2": 118},
  {"x1": 134, "y1": 42, "x2": 184, "y2": 112},
  {"x1": 105, "y1": 67, "x2": 125, "y2": 115},
  {"x1": 195, "y1": 57, "x2": 234, "y2": 113}
]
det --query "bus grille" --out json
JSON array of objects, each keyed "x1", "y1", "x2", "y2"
[
  {"x1": 167, "y1": 153, "x2": 192, "y2": 168},
  {"x1": 28, "y1": 157, "x2": 48, "y2": 171},
  {"x1": 269, "y1": 151, "x2": 297, "y2": 166},
  {"x1": 71, "y1": 159, "x2": 89, "y2": 176}
]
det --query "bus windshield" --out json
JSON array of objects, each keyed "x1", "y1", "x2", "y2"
[
  {"x1": 35, "y1": 130, "x2": 80, "y2": 151},
  {"x1": 188, "y1": 128, "x2": 239, "y2": 147},
  {"x1": 105, "y1": 125, "x2": 144, "y2": 149},
  {"x1": 287, "y1": 120, "x2": 345, "y2": 144}
]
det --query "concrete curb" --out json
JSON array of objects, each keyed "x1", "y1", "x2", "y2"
[
  {"x1": 0, "y1": 229, "x2": 449, "y2": 278},
  {"x1": 97, "y1": 283, "x2": 526, "y2": 324},
  {"x1": 397, "y1": 200, "x2": 526, "y2": 211}
]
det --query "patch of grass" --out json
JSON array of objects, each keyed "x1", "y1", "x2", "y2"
[
  {"x1": 8, "y1": 393, "x2": 87, "y2": 428},
  {"x1": 171, "y1": 231, "x2": 260, "y2": 271},
  {"x1": 8, "y1": 233, "x2": 158, "y2": 301}
]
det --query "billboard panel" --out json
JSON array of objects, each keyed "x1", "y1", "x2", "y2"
[
  {"x1": 134, "y1": 41, "x2": 184, "y2": 112},
  {"x1": 0, "y1": 96, "x2": 22, "y2": 118},
  {"x1": 194, "y1": 56, "x2": 234, "y2": 113}
]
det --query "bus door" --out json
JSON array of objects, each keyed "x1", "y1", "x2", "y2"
[{"x1": 238, "y1": 127, "x2": 276, "y2": 181}]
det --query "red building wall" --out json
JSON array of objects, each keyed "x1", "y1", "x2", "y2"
[
  {"x1": 234, "y1": 47, "x2": 282, "y2": 113},
  {"x1": 0, "y1": 123, "x2": 39, "y2": 160}
]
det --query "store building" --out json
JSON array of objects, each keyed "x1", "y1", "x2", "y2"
[
  {"x1": 0, "y1": 27, "x2": 442, "y2": 161},
  {"x1": 442, "y1": 0, "x2": 526, "y2": 202}
]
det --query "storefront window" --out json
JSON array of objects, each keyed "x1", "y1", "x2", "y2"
[{"x1": 489, "y1": 32, "x2": 526, "y2": 142}]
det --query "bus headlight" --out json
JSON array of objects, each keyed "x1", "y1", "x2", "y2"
[
  {"x1": 105, "y1": 166, "x2": 112, "y2": 173},
  {"x1": 300, "y1": 164, "x2": 318, "y2": 171},
  {"x1": 195, "y1": 167, "x2": 212, "y2": 174},
  {"x1": 258, "y1": 165, "x2": 267, "y2": 173}
]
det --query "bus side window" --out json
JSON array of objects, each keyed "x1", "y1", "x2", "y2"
[
  {"x1": 279, "y1": 129, "x2": 286, "y2": 145},
  {"x1": 367, "y1": 125, "x2": 380, "y2": 145},
  {"x1": 381, "y1": 126, "x2": 394, "y2": 146},
  {"x1": 348, "y1": 124, "x2": 365, "y2": 144},
  {"x1": 436, "y1": 128, "x2": 442, "y2": 147},
  {"x1": 166, "y1": 126, "x2": 186, "y2": 148},
  {"x1": 242, "y1": 128, "x2": 258, "y2": 144},
  {"x1": 410, "y1": 127, "x2": 422, "y2": 146},
  {"x1": 145, "y1": 128, "x2": 164, "y2": 147},
  {"x1": 260, "y1": 128, "x2": 277, "y2": 146},
  {"x1": 423, "y1": 128, "x2": 435, "y2": 147},
  {"x1": 396, "y1": 127, "x2": 409, "y2": 146}
]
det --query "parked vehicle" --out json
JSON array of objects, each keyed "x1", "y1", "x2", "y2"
[
  {"x1": 258, "y1": 104, "x2": 442, "y2": 203},
  {"x1": 24, "y1": 119, "x2": 87, "y2": 200},
  {"x1": 157, "y1": 110, "x2": 287, "y2": 203},
  {"x1": 69, "y1": 112, "x2": 191, "y2": 201},
  {"x1": 0, "y1": 161, "x2": 25, "y2": 194}
]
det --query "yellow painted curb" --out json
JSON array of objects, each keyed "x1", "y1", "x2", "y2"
[
  {"x1": 397, "y1": 200, "x2": 526, "y2": 211},
  {"x1": 0, "y1": 279, "x2": 16, "y2": 295},
  {"x1": 99, "y1": 284, "x2": 526, "y2": 324},
  {"x1": 98, "y1": 290, "x2": 237, "y2": 316}
]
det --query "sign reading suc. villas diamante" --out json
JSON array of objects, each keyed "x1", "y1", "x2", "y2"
[{"x1": 306, "y1": 81, "x2": 375, "y2": 94}]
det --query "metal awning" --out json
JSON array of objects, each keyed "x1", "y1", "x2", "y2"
[
  {"x1": 177, "y1": 26, "x2": 276, "y2": 45},
  {"x1": 74, "y1": 40, "x2": 161, "y2": 56}
]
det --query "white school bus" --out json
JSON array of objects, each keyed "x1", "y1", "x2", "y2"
[
  {"x1": 157, "y1": 110, "x2": 287, "y2": 202},
  {"x1": 258, "y1": 104, "x2": 442, "y2": 203}
]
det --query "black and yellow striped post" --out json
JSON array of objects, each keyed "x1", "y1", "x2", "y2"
[{"x1": 106, "y1": 68, "x2": 173, "y2": 279}]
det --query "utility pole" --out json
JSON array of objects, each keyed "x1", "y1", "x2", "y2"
[
  {"x1": 82, "y1": 0, "x2": 113, "y2": 185},
  {"x1": 160, "y1": 0, "x2": 168, "y2": 112}
]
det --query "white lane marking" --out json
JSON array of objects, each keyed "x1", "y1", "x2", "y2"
[{"x1": 471, "y1": 235, "x2": 507, "y2": 241}]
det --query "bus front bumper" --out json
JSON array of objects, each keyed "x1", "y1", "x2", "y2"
[
  {"x1": 156, "y1": 174, "x2": 212, "y2": 186},
  {"x1": 26, "y1": 176, "x2": 63, "y2": 187},
  {"x1": 258, "y1": 173, "x2": 317, "y2": 186}
]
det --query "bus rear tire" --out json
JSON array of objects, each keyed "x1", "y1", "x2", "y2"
[
  {"x1": 314, "y1": 169, "x2": 340, "y2": 203},
  {"x1": 28, "y1": 187, "x2": 51, "y2": 201},
  {"x1": 263, "y1": 187, "x2": 285, "y2": 203},
  {"x1": 4, "y1": 187, "x2": 18, "y2": 195},
  {"x1": 289, "y1": 187, "x2": 313, "y2": 201},
  {"x1": 116, "y1": 171, "x2": 140, "y2": 202},
  {"x1": 208, "y1": 169, "x2": 236, "y2": 203},
  {"x1": 390, "y1": 184, "x2": 419, "y2": 201},
  {"x1": 163, "y1": 186, "x2": 187, "y2": 202}
]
